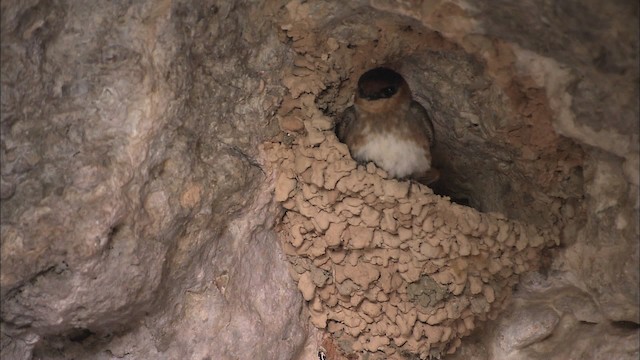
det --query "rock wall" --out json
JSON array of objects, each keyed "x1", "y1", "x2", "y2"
[
  {"x1": 1, "y1": 0, "x2": 638, "y2": 359},
  {"x1": 1, "y1": 1, "x2": 307, "y2": 359}
]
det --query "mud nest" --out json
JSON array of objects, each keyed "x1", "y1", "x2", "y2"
[{"x1": 263, "y1": 1, "x2": 582, "y2": 359}]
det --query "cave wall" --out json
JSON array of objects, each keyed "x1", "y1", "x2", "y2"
[
  {"x1": 1, "y1": 0, "x2": 638, "y2": 360},
  {"x1": 1, "y1": 1, "x2": 307, "y2": 359}
]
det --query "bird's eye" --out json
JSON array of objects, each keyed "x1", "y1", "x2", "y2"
[{"x1": 382, "y1": 86, "x2": 396, "y2": 97}]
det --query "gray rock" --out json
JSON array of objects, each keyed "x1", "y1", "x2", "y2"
[
  {"x1": 495, "y1": 304, "x2": 560, "y2": 352},
  {"x1": 2, "y1": 0, "x2": 302, "y2": 359}
]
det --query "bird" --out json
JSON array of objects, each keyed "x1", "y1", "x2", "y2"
[{"x1": 336, "y1": 67, "x2": 440, "y2": 185}]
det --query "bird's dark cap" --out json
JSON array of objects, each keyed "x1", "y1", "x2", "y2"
[{"x1": 357, "y1": 67, "x2": 406, "y2": 100}]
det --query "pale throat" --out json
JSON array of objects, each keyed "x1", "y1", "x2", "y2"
[
  {"x1": 353, "y1": 131, "x2": 431, "y2": 178},
  {"x1": 352, "y1": 86, "x2": 428, "y2": 178}
]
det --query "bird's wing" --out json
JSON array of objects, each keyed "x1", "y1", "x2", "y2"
[
  {"x1": 336, "y1": 106, "x2": 356, "y2": 143},
  {"x1": 409, "y1": 100, "x2": 435, "y2": 146}
]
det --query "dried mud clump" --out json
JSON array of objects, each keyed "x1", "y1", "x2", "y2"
[
  {"x1": 262, "y1": 5, "x2": 559, "y2": 358},
  {"x1": 264, "y1": 129, "x2": 557, "y2": 359}
]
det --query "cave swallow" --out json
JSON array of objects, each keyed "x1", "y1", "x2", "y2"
[{"x1": 337, "y1": 67, "x2": 439, "y2": 184}]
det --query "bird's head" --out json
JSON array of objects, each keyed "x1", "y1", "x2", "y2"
[{"x1": 355, "y1": 67, "x2": 410, "y2": 113}]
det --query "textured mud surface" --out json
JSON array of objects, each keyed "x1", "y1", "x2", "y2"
[{"x1": 266, "y1": 136, "x2": 558, "y2": 357}]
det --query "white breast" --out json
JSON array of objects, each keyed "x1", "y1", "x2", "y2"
[{"x1": 353, "y1": 132, "x2": 430, "y2": 178}]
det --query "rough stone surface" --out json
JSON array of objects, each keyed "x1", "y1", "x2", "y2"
[
  {"x1": 1, "y1": 1, "x2": 306, "y2": 359},
  {"x1": 1, "y1": 0, "x2": 638, "y2": 359},
  {"x1": 448, "y1": 272, "x2": 640, "y2": 360}
]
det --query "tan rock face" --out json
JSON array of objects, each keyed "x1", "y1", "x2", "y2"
[{"x1": 1, "y1": 1, "x2": 305, "y2": 359}]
